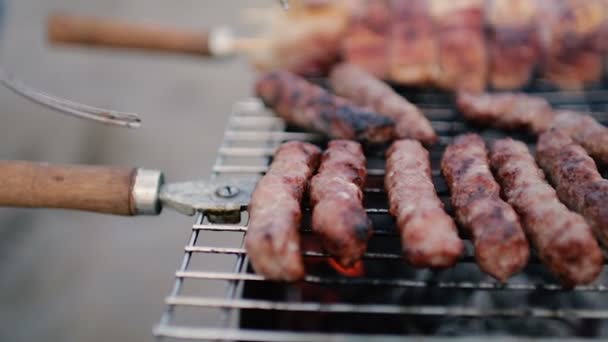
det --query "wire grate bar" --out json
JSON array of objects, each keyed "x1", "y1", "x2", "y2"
[
  {"x1": 164, "y1": 296, "x2": 608, "y2": 319},
  {"x1": 219, "y1": 147, "x2": 277, "y2": 157},
  {"x1": 153, "y1": 326, "x2": 535, "y2": 342},
  {"x1": 192, "y1": 223, "x2": 400, "y2": 236},
  {"x1": 229, "y1": 116, "x2": 285, "y2": 127},
  {"x1": 212, "y1": 165, "x2": 438, "y2": 178},
  {"x1": 174, "y1": 270, "x2": 608, "y2": 292},
  {"x1": 158, "y1": 214, "x2": 205, "y2": 327},
  {"x1": 184, "y1": 246, "x2": 403, "y2": 260},
  {"x1": 224, "y1": 130, "x2": 323, "y2": 142}
]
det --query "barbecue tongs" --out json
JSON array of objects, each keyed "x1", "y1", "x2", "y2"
[
  {"x1": 23, "y1": 1, "x2": 289, "y2": 126},
  {"x1": 0, "y1": 69, "x2": 141, "y2": 128},
  {"x1": 0, "y1": 161, "x2": 254, "y2": 223},
  {"x1": 47, "y1": 1, "x2": 291, "y2": 59}
]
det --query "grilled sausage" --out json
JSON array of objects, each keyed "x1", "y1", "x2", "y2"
[
  {"x1": 388, "y1": 0, "x2": 439, "y2": 86},
  {"x1": 255, "y1": 70, "x2": 395, "y2": 144},
  {"x1": 441, "y1": 134, "x2": 529, "y2": 281},
  {"x1": 342, "y1": 0, "x2": 391, "y2": 79},
  {"x1": 486, "y1": 0, "x2": 540, "y2": 90},
  {"x1": 386, "y1": 140, "x2": 464, "y2": 268},
  {"x1": 536, "y1": 129, "x2": 608, "y2": 247},
  {"x1": 310, "y1": 140, "x2": 372, "y2": 268},
  {"x1": 551, "y1": 110, "x2": 608, "y2": 166},
  {"x1": 456, "y1": 92, "x2": 555, "y2": 135},
  {"x1": 252, "y1": 0, "x2": 608, "y2": 91},
  {"x1": 431, "y1": 0, "x2": 487, "y2": 92},
  {"x1": 537, "y1": 0, "x2": 605, "y2": 90},
  {"x1": 245, "y1": 141, "x2": 322, "y2": 281},
  {"x1": 329, "y1": 63, "x2": 437, "y2": 145},
  {"x1": 490, "y1": 138, "x2": 602, "y2": 286},
  {"x1": 457, "y1": 92, "x2": 608, "y2": 165}
]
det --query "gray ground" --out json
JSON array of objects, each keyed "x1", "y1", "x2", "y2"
[{"x1": 0, "y1": 0, "x2": 262, "y2": 340}]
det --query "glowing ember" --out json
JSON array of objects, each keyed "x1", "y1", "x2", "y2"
[{"x1": 328, "y1": 258, "x2": 365, "y2": 277}]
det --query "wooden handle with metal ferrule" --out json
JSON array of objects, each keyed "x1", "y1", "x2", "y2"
[
  {"x1": 0, "y1": 161, "x2": 163, "y2": 216},
  {"x1": 48, "y1": 13, "x2": 224, "y2": 56}
]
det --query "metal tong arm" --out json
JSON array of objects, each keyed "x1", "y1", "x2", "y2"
[
  {"x1": 0, "y1": 69, "x2": 141, "y2": 128},
  {"x1": 0, "y1": 160, "x2": 254, "y2": 220}
]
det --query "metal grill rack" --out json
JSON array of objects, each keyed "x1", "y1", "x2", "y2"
[{"x1": 154, "y1": 88, "x2": 608, "y2": 341}]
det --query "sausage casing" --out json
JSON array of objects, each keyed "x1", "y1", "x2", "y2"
[
  {"x1": 441, "y1": 134, "x2": 529, "y2": 281},
  {"x1": 246, "y1": 141, "x2": 322, "y2": 281}
]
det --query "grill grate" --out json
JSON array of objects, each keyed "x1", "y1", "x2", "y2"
[{"x1": 155, "y1": 88, "x2": 608, "y2": 341}]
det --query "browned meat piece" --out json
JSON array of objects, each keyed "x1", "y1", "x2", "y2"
[
  {"x1": 245, "y1": 141, "x2": 322, "y2": 281},
  {"x1": 551, "y1": 111, "x2": 608, "y2": 166},
  {"x1": 486, "y1": 0, "x2": 541, "y2": 90},
  {"x1": 490, "y1": 138, "x2": 602, "y2": 286},
  {"x1": 386, "y1": 140, "x2": 464, "y2": 268},
  {"x1": 342, "y1": 0, "x2": 391, "y2": 79},
  {"x1": 255, "y1": 70, "x2": 395, "y2": 143},
  {"x1": 600, "y1": 0, "x2": 608, "y2": 52},
  {"x1": 537, "y1": 0, "x2": 605, "y2": 90},
  {"x1": 388, "y1": 0, "x2": 439, "y2": 86},
  {"x1": 309, "y1": 140, "x2": 372, "y2": 267},
  {"x1": 441, "y1": 134, "x2": 529, "y2": 281},
  {"x1": 456, "y1": 92, "x2": 555, "y2": 134},
  {"x1": 250, "y1": 1, "x2": 350, "y2": 77},
  {"x1": 431, "y1": 0, "x2": 487, "y2": 92},
  {"x1": 457, "y1": 93, "x2": 608, "y2": 165},
  {"x1": 250, "y1": 1, "x2": 606, "y2": 91},
  {"x1": 329, "y1": 63, "x2": 437, "y2": 145},
  {"x1": 537, "y1": 129, "x2": 608, "y2": 247}
]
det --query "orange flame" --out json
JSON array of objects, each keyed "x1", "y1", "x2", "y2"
[{"x1": 328, "y1": 259, "x2": 365, "y2": 277}]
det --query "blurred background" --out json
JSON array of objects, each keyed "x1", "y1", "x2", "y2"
[{"x1": 0, "y1": 0, "x2": 261, "y2": 340}]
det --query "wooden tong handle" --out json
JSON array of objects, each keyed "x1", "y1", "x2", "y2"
[
  {"x1": 48, "y1": 12, "x2": 217, "y2": 56},
  {"x1": 0, "y1": 161, "x2": 161, "y2": 216}
]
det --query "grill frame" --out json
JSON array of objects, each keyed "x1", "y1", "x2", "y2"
[{"x1": 154, "y1": 89, "x2": 608, "y2": 341}]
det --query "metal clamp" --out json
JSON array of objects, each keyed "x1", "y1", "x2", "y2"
[
  {"x1": 160, "y1": 179, "x2": 255, "y2": 223},
  {"x1": 132, "y1": 169, "x2": 164, "y2": 215}
]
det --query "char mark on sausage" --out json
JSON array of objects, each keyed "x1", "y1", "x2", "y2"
[
  {"x1": 330, "y1": 62, "x2": 437, "y2": 145},
  {"x1": 255, "y1": 70, "x2": 395, "y2": 144}
]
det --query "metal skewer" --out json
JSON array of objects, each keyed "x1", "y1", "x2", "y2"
[{"x1": 0, "y1": 68, "x2": 141, "y2": 128}]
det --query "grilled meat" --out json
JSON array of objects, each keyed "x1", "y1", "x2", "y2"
[
  {"x1": 255, "y1": 70, "x2": 395, "y2": 143},
  {"x1": 329, "y1": 63, "x2": 437, "y2": 145},
  {"x1": 431, "y1": 0, "x2": 487, "y2": 93},
  {"x1": 536, "y1": 129, "x2": 608, "y2": 247},
  {"x1": 457, "y1": 92, "x2": 608, "y2": 165},
  {"x1": 486, "y1": 0, "x2": 540, "y2": 90},
  {"x1": 245, "y1": 141, "x2": 322, "y2": 281},
  {"x1": 551, "y1": 111, "x2": 608, "y2": 166},
  {"x1": 250, "y1": 1, "x2": 350, "y2": 77},
  {"x1": 388, "y1": 0, "x2": 439, "y2": 86},
  {"x1": 309, "y1": 140, "x2": 372, "y2": 268},
  {"x1": 490, "y1": 138, "x2": 602, "y2": 286},
  {"x1": 386, "y1": 140, "x2": 464, "y2": 268},
  {"x1": 251, "y1": 0, "x2": 608, "y2": 91},
  {"x1": 441, "y1": 134, "x2": 529, "y2": 281},
  {"x1": 456, "y1": 92, "x2": 555, "y2": 134},
  {"x1": 537, "y1": 0, "x2": 605, "y2": 90},
  {"x1": 342, "y1": 0, "x2": 391, "y2": 79}
]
